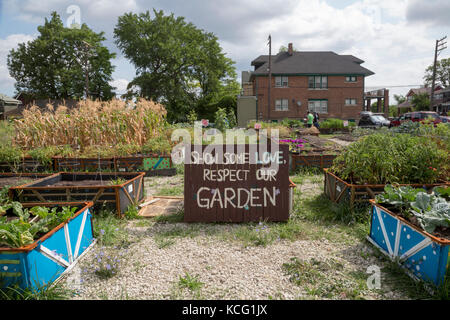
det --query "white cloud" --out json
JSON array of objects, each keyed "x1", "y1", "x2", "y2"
[
  {"x1": 110, "y1": 78, "x2": 129, "y2": 94},
  {"x1": 1, "y1": 0, "x2": 447, "y2": 102},
  {"x1": 0, "y1": 34, "x2": 35, "y2": 95}
]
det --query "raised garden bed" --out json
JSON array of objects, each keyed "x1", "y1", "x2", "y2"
[
  {"x1": 0, "y1": 173, "x2": 52, "y2": 188},
  {"x1": 0, "y1": 202, "x2": 95, "y2": 290},
  {"x1": 114, "y1": 154, "x2": 173, "y2": 173},
  {"x1": 291, "y1": 154, "x2": 338, "y2": 171},
  {"x1": 0, "y1": 157, "x2": 53, "y2": 173},
  {"x1": 53, "y1": 157, "x2": 114, "y2": 172},
  {"x1": 368, "y1": 200, "x2": 449, "y2": 287},
  {"x1": 323, "y1": 169, "x2": 449, "y2": 208},
  {"x1": 9, "y1": 172, "x2": 145, "y2": 217}
]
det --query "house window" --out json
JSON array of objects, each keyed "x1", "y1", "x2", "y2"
[
  {"x1": 346, "y1": 76, "x2": 357, "y2": 82},
  {"x1": 308, "y1": 100, "x2": 328, "y2": 114},
  {"x1": 345, "y1": 98, "x2": 357, "y2": 105},
  {"x1": 275, "y1": 99, "x2": 289, "y2": 111},
  {"x1": 275, "y1": 76, "x2": 288, "y2": 87},
  {"x1": 308, "y1": 76, "x2": 328, "y2": 89}
]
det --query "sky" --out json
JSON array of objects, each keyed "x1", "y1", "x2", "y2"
[{"x1": 0, "y1": 0, "x2": 449, "y2": 103}]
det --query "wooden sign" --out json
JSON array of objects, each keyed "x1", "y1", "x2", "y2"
[{"x1": 184, "y1": 144, "x2": 291, "y2": 223}]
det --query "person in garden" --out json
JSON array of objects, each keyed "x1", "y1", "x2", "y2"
[
  {"x1": 307, "y1": 111, "x2": 314, "y2": 128},
  {"x1": 313, "y1": 112, "x2": 320, "y2": 129}
]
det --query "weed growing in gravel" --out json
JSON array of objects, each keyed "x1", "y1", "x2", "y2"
[
  {"x1": 282, "y1": 257, "x2": 367, "y2": 300},
  {"x1": 233, "y1": 221, "x2": 276, "y2": 247},
  {"x1": 153, "y1": 224, "x2": 201, "y2": 248},
  {"x1": 153, "y1": 208, "x2": 184, "y2": 223},
  {"x1": 83, "y1": 229, "x2": 128, "y2": 281},
  {"x1": 93, "y1": 207, "x2": 131, "y2": 248},
  {"x1": 0, "y1": 281, "x2": 73, "y2": 300},
  {"x1": 124, "y1": 204, "x2": 140, "y2": 220},
  {"x1": 156, "y1": 185, "x2": 184, "y2": 197},
  {"x1": 178, "y1": 272, "x2": 204, "y2": 291}
]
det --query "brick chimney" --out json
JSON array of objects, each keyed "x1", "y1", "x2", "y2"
[{"x1": 288, "y1": 43, "x2": 293, "y2": 56}]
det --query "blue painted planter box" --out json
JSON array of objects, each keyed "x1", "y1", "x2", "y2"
[
  {"x1": 0, "y1": 202, "x2": 95, "y2": 290},
  {"x1": 368, "y1": 200, "x2": 450, "y2": 287}
]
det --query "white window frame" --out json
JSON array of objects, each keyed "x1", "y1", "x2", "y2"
[
  {"x1": 308, "y1": 76, "x2": 328, "y2": 89},
  {"x1": 275, "y1": 76, "x2": 288, "y2": 88},
  {"x1": 308, "y1": 100, "x2": 328, "y2": 114},
  {"x1": 345, "y1": 98, "x2": 357, "y2": 105},
  {"x1": 345, "y1": 76, "x2": 357, "y2": 82},
  {"x1": 275, "y1": 99, "x2": 289, "y2": 111}
]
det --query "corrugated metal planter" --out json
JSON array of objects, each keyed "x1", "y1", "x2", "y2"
[
  {"x1": 0, "y1": 202, "x2": 95, "y2": 290},
  {"x1": 368, "y1": 200, "x2": 449, "y2": 287},
  {"x1": 9, "y1": 172, "x2": 145, "y2": 217},
  {"x1": 323, "y1": 169, "x2": 449, "y2": 208}
]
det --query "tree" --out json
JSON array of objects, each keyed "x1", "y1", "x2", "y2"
[
  {"x1": 7, "y1": 12, "x2": 116, "y2": 101},
  {"x1": 412, "y1": 93, "x2": 430, "y2": 111},
  {"x1": 424, "y1": 58, "x2": 450, "y2": 88},
  {"x1": 394, "y1": 94, "x2": 406, "y2": 105},
  {"x1": 114, "y1": 9, "x2": 239, "y2": 122}
]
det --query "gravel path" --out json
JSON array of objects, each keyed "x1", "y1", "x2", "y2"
[{"x1": 60, "y1": 176, "x2": 411, "y2": 300}]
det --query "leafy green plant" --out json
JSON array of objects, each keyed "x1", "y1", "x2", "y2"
[
  {"x1": 178, "y1": 272, "x2": 204, "y2": 291},
  {"x1": 409, "y1": 193, "x2": 450, "y2": 234},
  {"x1": 376, "y1": 185, "x2": 450, "y2": 235},
  {"x1": 27, "y1": 146, "x2": 62, "y2": 166},
  {"x1": 214, "y1": 107, "x2": 229, "y2": 132},
  {"x1": 331, "y1": 133, "x2": 448, "y2": 184},
  {"x1": 142, "y1": 135, "x2": 172, "y2": 155},
  {"x1": 109, "y1": 178, "x2": 126, "y2": 186},
  {"x1": 0, "y1": 203, "x2": 77, "y2": 248}
]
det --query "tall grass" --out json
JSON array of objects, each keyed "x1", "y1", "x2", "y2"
[{"x1": 13, "y1": 99, "x2": 168, "y2": 152}]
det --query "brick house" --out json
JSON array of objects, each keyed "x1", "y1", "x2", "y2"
[{"x1": 240, "y1": 43, "x2": 375, "y2": 122}]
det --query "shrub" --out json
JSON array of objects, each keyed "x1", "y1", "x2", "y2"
[
  {"x1": 214, "y1": 107, "x2": 229, "y2": 132},
  {"x1": 330, "y1": 133, "x2": 448, "y2": 184},
  {"x1": 320, "y1": 118, "x2": 345, "y2": 129}
]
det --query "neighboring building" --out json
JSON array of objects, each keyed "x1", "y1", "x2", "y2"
[
  {"x1": 238, "y1": 43, "x2": 375, "y2": 124},
  {"x1": 0, "y1": 94, "x2": 22, "y2": 120},
  {"x1": 397, "y1": 86, "x2": 443, "y2": 112},
  {"x1": 433, "y1": 87, "x2": 450, "y2": 114}
]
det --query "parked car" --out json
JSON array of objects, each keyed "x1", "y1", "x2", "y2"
[
  {"x1": 389, "y1": 111, "x2": 442, "y2": 127},
  {"x1": 358, "y1": 112, "x2": 390, "y2": 128}
]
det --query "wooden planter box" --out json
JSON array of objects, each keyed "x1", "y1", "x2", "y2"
[
  {"x1": 324, "y1": 169, "x2": 449, "y2": 208},
  {"x1": 0, "y1": 202, "x2": 95, "y2": 290},
  {"x1": 368, "y1": 200, "x2": 449, "y2": 287},
  {"x1": 0, "y1": 158, "x2": 53, "y2": 173},
  {"x1": 9, "y1": 172, "x2": 146, "y2": 217},
  {"x1": 53, "y1": 157, "x2": 114, "y2": 172},
  {"x1": 0, "y1": 173, "x2": 52, "y2": 188},
  {"x1": 291, "y1": 154, "x2": 337, "y2": 171}
]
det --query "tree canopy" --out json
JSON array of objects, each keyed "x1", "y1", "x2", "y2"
[
  {"x1": 7, "y1": 12, "x2": 116, "y2": 100},
  {"x1": 114, "y1": 9, "x2": 240, "y2": 122},
  {"x1": 424, "y1": 58, "x2": 450, "y2": 88}
]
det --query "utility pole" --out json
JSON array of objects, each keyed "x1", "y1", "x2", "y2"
[
  {"x1": 430, "y1": 36, "x2": 447, "y2": 111},
  {"x1": 267, "y1": 35, "x2": 272, "y2": 121}
]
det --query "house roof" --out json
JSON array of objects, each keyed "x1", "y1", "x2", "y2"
[
  {"x1": 0, "y1": 94, "x2": 21, "y2": 105},
  {"x1": 251, "y1": 51, "x2": 374, "y2": 76}
]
